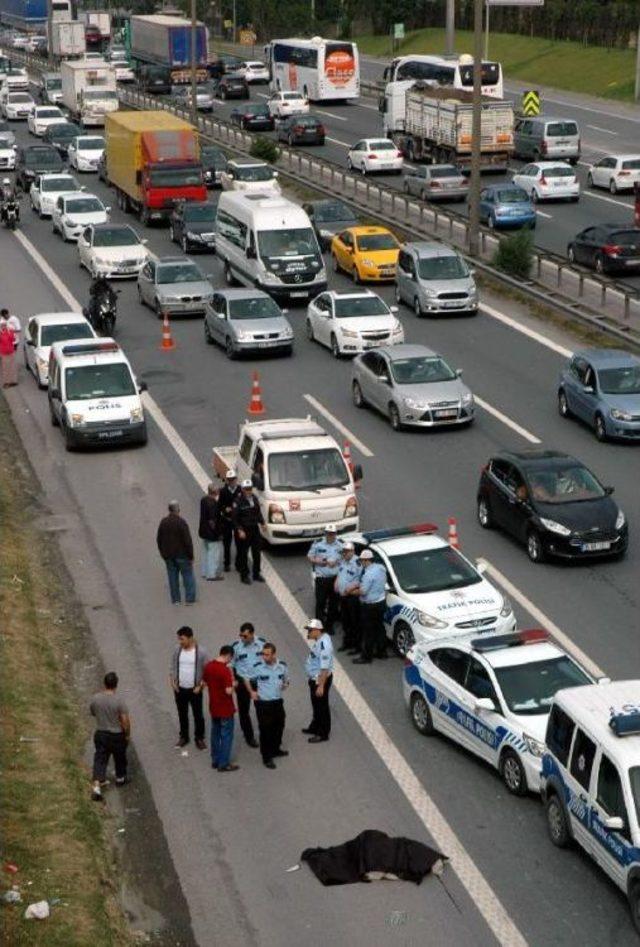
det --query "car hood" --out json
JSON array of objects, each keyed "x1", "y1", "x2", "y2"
[
  {"x1": 157, "y1": 280, "x2": 211, "y2": 298},
  {"x1": 356, "y1": 248, "x2": 399, "y2": 264},
  {"x1": 533, "y1": 497, "x2": 620, "y2": 531},
  {"x1": 598, "y1": 391, "x2": 640, "y2": 414},
  {"x1": 77, "y1": 150, "x2": 104, "y2": 160},
  {"x1": 335, "y1": 315, "x2": 397, "y2": 333},
  {"x1": 401, "y1": 579, "x2": 504, "y2": 620},
  {"x1": 229, "y1": 317, "x2": 290, "y2": 334},
  {"x1": 35, "y1": 116, "x2": 64, "y2": 125},
  {"x1": 419, "y1": 276, "x2": 475, "y2": 295},
  {"x1": 183, "y1": 220, "x2": 217, "y2": 234},
  {"x1": 509, "y1": 712, "x2": 548, "y2": 743},
  {"x1": 394, "y1": 379, "x2": 469, "y2": 403},
  {"x1": 94, "y1": 246, "x2": 147, "y2": 261},
  {"x1": 66, "y1": 211, "x2": 108, "y2": 226}
]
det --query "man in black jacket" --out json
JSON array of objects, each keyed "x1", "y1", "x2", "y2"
[
  {"x1": 218, "y1": 469, "x2": 242, "y2": 573},
  {"x1": 199, "y1": 483, "x2": 223, "y2": 581},
  {"x1": 156, "y1": 501, "x2": 196, "y2": 604},
  {"x1": 232, "y1": 480, "x2": 265, "y2": 585}
]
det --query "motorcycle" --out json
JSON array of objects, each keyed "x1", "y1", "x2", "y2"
[
  {"x1": 84, "y1": 293, "x2": 118, "y2": 336},
  {"x1": 2, "y1": 199, "x2": 19, "y2": 230}
]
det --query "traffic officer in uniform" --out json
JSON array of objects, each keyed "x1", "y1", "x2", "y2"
[
  {"x1": 233, "y1": 479, "x2": 265, "y2": 585},
  {"x1": 302, "y1": 619, "x2": 334, "y2": 743},
  {"x1": 352, "y1": 549, "x2": 388, "y2": 665},
  {"x1": 334, "y1": 541, "x2": 362, "y2": 654},
  {"x1": 218, "y1": 469, "x2": 242, "y2": 572},
  {"x1": 247, "y1": 642, "x2": 289, "y2": 769},
  {"x1": 307, "y1": 524, "x2": 342, "y2": 635},
  {"x1": 230, "y1": 621, "x2": 265, "y2": 748}
]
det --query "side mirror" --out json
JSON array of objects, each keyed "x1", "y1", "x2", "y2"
[
  {"x1": 583, "y1": 385, "x2": 594, "y2": 394},
  {"x1": 246, "y1": 245, "x2": 256, "y2": 259},
  {"x1": 273, "y1": 171, "x2": 279, "y2": 178},
  {"x1": 217, "y1": 311, "x2": 226, "y2": 319},
  {"x1": 379, "y1": 374, "x2": 390, "y2": 385},
  {"x1": 604, "y1": 486, "x2": 614, "y2": 496},
  {"x1": 476, "y1": 560, "x2": 487, "y2": 574},
  {"x1": 456, "y1": 368, "x2": 463, "y2": 377},
  {"x1": 604, "y1": 816, "x2": 624, "y2": 832},
  {"x1": 281, "y1": 308, "x2": 289, "y2": 314},
  {"x1": 475, "y1": 697, "x2": 495, "y2": 714},
  {"x1": 105, "y1": 206, "x2": 111, "y2": 213},
  {"x1": 138, "y1": 380, "x2": 148, "y2": 392},
  {"x1": 468, "y1": 268, "x2": 476, "y2": 276},
  {"x1": 352, "y1": 463, "x2": 363, "y2": 482},
  {"x1": 390, "y1": 305, "x2": 398, "y2": 313},
  {"x1": 80, "y1": 185, "x2": 86, "y2": 191},
  {"x1": 141, "y1": 238, "x2": 149, "y2": 245},
  {"x1": 49, "y1": 387, "x2": 60, "y2": 399}
]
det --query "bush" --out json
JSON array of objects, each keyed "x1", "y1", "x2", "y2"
[
  {"x1": 492, "y1": 229, "x2": 534, "y2": 280},
  {"x1": 250, "y1": 137, "x2": 280, "y2": 164}
]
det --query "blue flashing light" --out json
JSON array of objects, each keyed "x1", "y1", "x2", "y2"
[
  {"x1": 362, "y1": 523, "x2": 438, "y2": 543},
  {"x1": 609, "y1": 712, "x2": 640, "y2": 737}
]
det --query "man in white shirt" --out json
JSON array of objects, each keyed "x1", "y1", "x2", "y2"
[{"x1": 169, "y1": 626, "x2": 209, "y2": 749}]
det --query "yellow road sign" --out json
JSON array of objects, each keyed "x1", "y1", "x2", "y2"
[{"x1": 522, "y1": 90, "x2": 540, "y2": 117}]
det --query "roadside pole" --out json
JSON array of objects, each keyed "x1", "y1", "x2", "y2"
[
  {"x1": 635, "y1": 22, "x2": 640, "y2": 102},
  {"x1": 445, "y1": 0, "x2": 455, "y2": 56},
  {"x1": 190, "y1": 0, "x2": 198, "y2": 126},
  {"x1": 468, "y1": 0, "x2": 483, "y2": 257}
]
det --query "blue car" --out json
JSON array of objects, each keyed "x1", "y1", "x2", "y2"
[
  {"x1": 558, "y1": 348, "x2": 640, "y2": 441},
  {"x1": 479, "y1": 184, "x2": 536, "y2": 230}
]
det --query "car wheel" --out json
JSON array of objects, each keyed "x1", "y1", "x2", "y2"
[
  {"x1": 288, "y1": 134, "x2": 295, "y2": 147},
  {"x1": 531, "y1": 189, "x2": 539, "y2": 204},
  {"x1": 347, "y1": 157, "x2": 353, "y2": 171},
  {"x1": 352, "y1": 380, "x2": 365, "y2": 408},
  {"x1": 63, "y1": 422, "x2": 76, "y2": 452},
  {"x1": 410, "y1": 692, "x2": 434, "y2": 736},
  {"x1": 332, "y1": 254, "x2": 340, "y2": 274},
  {"x1": 609, "y1": 178, "x2": 617, "y2": 194},
  {"x1": 594, "y1": 413, "x2": 607, "y2": 442},
  {"x1": 477, "y1": 495, "x2": 493, "y2": 529},
  {"x1": 500, "y1": 749, "x2": 528, "y2": 796},
  {"x1": 181, "y1": 236, "x2": 188, "y2": 253},
  {"x1": 49, "y1": 400, "x2": 59, "y2": 427},
  {"x1": 586, "y1": 172, "x2": 593, "y2": 188},
  {"x1": 526, "y1": 530, "x2": 545, "y2": 563},
  {"x1": 567, "y1": 246, "x2": 576, "y2": 264},
  {"x1": 558, "y1": 389, "x2": 572, "y2": 419},
  {"x1": 546, "y1": 794, "x2": 570, "y2": 848},
  {"x1": 154, "y1": 298, "x2": 164, "y2": 319},
  {"x1": 393, "y1": 621, "x2": 414, "y2": 655},
  {"x1": 204, "y1": 319, "x2": 215, "y2": 345},
  {"x1": 137, "y1": 286, "x2": 145, "y2": 307},
  {"x1": 488, "y1": 214, "x2": 496, "y2": 230},
  {"x1": 224, "y1": 261, "x2": 235, "y2": 286},
  {"x1": 389, "y1": 403, "x2": 403, "y2": 431},
  {"x1": 352, "y1": 265, "x2": 361, "y2": 284},
  {"x1": 360, "y1": 162, "x2": 367, "y2": 176},
  {"x1": 629, "y1": 882, "x2": 640, "y2": 936},
  {"x1": 420, "y1": 189, "x2": 428, "y2": 202},
  {"x1": 330, "y1": 334, "x2": 341, "y2": 359},
  {"x1": 169, "y1": 224, "x2": 175, "y2": 242},
  {"x1": 403, "y1": 180, "x2": 409, "y2": 194},
  {"x1": 413, "y1": 296, "x2": 423, "y2": 318},
  {"x1": 225, "y1": 336, "x2": 236, "y2": 359},
  {"x1": 595, "y1": 254, "x2": 606, "y2": 275},
  {"x1": 306, "y1": 319, "x2": 314, "y2": 341}
]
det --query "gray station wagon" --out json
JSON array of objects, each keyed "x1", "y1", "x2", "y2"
[{"x1": 203, "y1": 288, "x2": 293, "y2": 358}]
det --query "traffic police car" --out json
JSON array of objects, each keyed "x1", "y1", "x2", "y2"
[
  {"x1": 403, "y1": 629, "x2": 594, "y2": 795},
  {"x1": 540, "y1": 681, "x2": 640, "y2": 933},
  {"x1": 342, "y1": 523, "x2": 515, "y2": 653}
]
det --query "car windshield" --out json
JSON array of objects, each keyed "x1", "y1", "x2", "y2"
[
  {"x1": 630, "y1": 767, "x2": 640, "y2": 826},
  {"x1": 418, "y1": 256, "x2": 468, "y2": 280},
  {"x1": 148, "y1": 167, "x2": 203, "y2": 187},
  {"x1": 41, "y1": 323, "x2": 93, "y2": 346},
  {"x1": 64, "y1": 363, "x2": 136, "y2": 401},
  {"x1": 526, "y1": 465, "x2": 605, "y2": 504},
  {"x1": 184, "y1": 205, "x2": 216, "y2": 222},
  {"x1": 66, "y1": 198, "x2": 103, "y2": 214},
  {"x1": 546, "y1": 122, "x2": 578, "y2": 137},
  {"x1": 369, "y1": 141, "x2": 396, "y2": 151},
  {"x1": 38, "y1": 109, "x2": 61, "y2": 118},
  {"x1": 258, "y1": 227, "x2": 317, "y2": 258},
  {"x1": 356, "y1": 233, "x2": 398, "y2": 251},
  {"x1": 333, "y1": 296, "x2": 389, "y2": 317},
  {"x1": 157, "y1": 263, "x2": 203, "y2": 284},
  {"x1": 597, "y1": 365, "x2": 640, "y2": 394},
  {"x1": 201, "y1": 147, "x2": 227, "y2": 168},
  {"x1": 496, "y1": 189, "x2": 529, "y2": 203},
  {"x1": 41, "y1": 177, "x2": 76, "y2": 192},
  {"x1": 268, "y1": 448, "x2": 349, "y2": 491},
  {"x1": 45, "y1": 78, "x2": 62, "y2": 89},
  {"x1": 543, "y1": 167, "x2": 575, "y2": 178},
  {"x1": 93, "y1": 227, "x2": 139, "y2": 247},
  {"x1": 389, "y1": 545, "x2": 481, "y2": 594},
  {"x1": 83, "y1": 90, "x2": 117, "y2": 101},
  {"x1": 315, "y1": 201, "x2": 356, "y2": 223},
  {"x1": 234, "y1": 164, "x2": 274, "y2": 181},
  {"x1": 390, "y1": 356, "x2": 456, "y2": 384},
  {"x1": 228, "y1": 297, "x2": 281, "y2": 320},
  {"x1": 430, "y1": 166, "x2": 461, "y2": 179},
  {"x1": 78, "y1": 138, "x2": 104, "y2": 150},
  {"x1": 494, "y1": 656, "x2": 591, "y2": 716},
  {"x1": 24, "y1": 150, "x2": 61, "y2": 168}
]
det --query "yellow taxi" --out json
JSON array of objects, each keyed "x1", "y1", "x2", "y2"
[{"x1": 331, "y1": 226, "x2": 401, "y2": 283}]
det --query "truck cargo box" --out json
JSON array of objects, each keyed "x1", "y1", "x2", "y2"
[{"x1": 130, "y1": 14, "x2": 208, "y2": 83}]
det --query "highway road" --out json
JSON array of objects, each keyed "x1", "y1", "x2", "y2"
[{"x1": 2, "y1": 109, "x2": 639, "y2": 945}]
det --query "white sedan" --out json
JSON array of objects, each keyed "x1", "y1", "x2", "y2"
[
  {"x1": 111, "y1": 59, "x2": 136, "y2": 83},
  {"x1": 28, "y1": 105, "x2": 66, "y2": 137},
  {"x1": 267, "y1": 90, "x2": 309, "y2": 119},
  {"x1": 238, "y1": 60, "x2": 270, "y2": 84},
  {"x1": 24, "y1": 311, "x2": 95, "y2": 387},
  {"x1": 511, "y1": 162, "x2": 580, "y2": 203},
  {"x1": 306, "y1": 289, "x2": 404, "y2": 358},
  {"x1": 52, "y1": 192, "x2": 110, "y2": 242},
  {"x1": 67, "y1": 135, "x2": 105, "y2": 172},
  {"x1": 30, "y1": 172, "x2": 80, "y2": 218},
  {"x1": 2, "y1": 91, "x2": 35, "y2": 120},
  {"x1": 77, "y1": 222, "x2": 149, "y2": 278},
  {"x1": 347, "y1": 138, "x2": 404, "y2": 175},
  {"x1": 587, "y1": 153, "x2": 640, "y2": 194}
]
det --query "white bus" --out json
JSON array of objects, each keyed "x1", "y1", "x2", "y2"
[
  {"x1": 383, "y1": 54, "x2": 504, "y2": 99},
  {"x1": 265, "y1": 36, "x2": 359, "y2": 102}
]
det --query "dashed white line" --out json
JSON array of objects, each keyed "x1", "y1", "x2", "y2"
[
  {"x1": 587, "y1": 125, "x2": 618, "y2": 136},
  {"x1": 303, "y1": 393, "x2": 374, "y2": 456},
  {"x1": 479, "y1": 301, "x2": 573, "y2": 359},
  {"x1": 534, "y1": 209, "x2": 553, "y2": 219},
  {"x1": 314, "y1": 107, "x2": 347, "y2": 121},
  {"x1": 474, "y1": 396, "x2": 541, "y2": 444},
  {"x1": 326, "y1": 134, "x2": 353, "y2": 148}
]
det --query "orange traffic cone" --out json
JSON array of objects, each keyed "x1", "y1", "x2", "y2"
[
  {"x1": 247, "y1": 371, "x2": 265, "y2": 415},
  {"x1": 448, "y1": 516, "x2": 460, "y2": 550},
  {"x1": 159, "y1": 311, "x2": 176, "y2": 351}
]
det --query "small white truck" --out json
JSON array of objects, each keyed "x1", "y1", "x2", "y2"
[
  {"x1": 60, "y1": 59, "x2": 118, "y2": 126},
  {"x1": 212, "y1": 417, "x2": 361, "y2": 544},
  {"x1": 50, "y1": 21, "x2": 86, "y2": 60}
]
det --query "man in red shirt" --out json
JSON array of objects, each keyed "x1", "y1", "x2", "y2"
[{"x1": 202, "y1": 645, "x2": 239, "y2": 772}]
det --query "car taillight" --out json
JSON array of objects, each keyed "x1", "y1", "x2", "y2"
[
  {"x1": 294, "y1": 125, "x2": 304, "y2": 134},
  {"x1": 431, "y1": 181, "x2": 441, "y2": 188},
  {"x1": 619, "y1": 170, "x2": 630, "y2": 176},
  {"x1": 603, "y1": 244, "x2": 622, "y2": 255},
  {"x1": 396, "y1": 151, "x2": 403, "y2": 158},
  {"x1": 368, "y1": 154, "x2": 378, "y2": 159},
  {"x1": 318, "y1": 124, "x2": 325, "y2": 135}
]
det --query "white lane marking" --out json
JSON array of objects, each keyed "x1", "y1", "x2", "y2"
[
  {"x1": 474, "y1": 396, "x2": 541, "y2": 444},
  {"x1": 479, "y1": 301, "x2": 573, "y2": 359},
  {"x1": 479, "y1": 558, "x2": 605, "y2": 679},
  {"x1": 303, "y1": 393, "x2": 374, "y2": 457},
  {"x1": 14, "y1": 231, "x2": 81, "y2": 309},
  {"x1": 326, "y1": 134, "x2": 353, "y2": 148},
  {"x1": 352, "y1": 100, "x2": 380, "y2": 112},
  {"x1": 586, "y1": 125, "x2": 618, "y2": 136},
  {"x1": 534, "y1": 209, "x2": 553, "y2": 219},
  {"x1": 314, "y1": 107, "x2": 347, "y2": 121},
  {"x1": 582, "y1": 190, "x2": 633, "y2": 210}
]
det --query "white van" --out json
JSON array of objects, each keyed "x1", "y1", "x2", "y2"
[
  {"x1": 215, "y1": 191, "x2": 327, "y2": 303},
  {"x1": 48, "y1": 339, "x2": 148, "y2": 450}
]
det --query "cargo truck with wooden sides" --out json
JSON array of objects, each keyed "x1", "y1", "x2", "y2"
[
  {"x1": 130, "y1": 14, "x2": 208, "y2": 85},
  {"x1": 104, "y1": 111, "x2": 207, "y2": 225}
]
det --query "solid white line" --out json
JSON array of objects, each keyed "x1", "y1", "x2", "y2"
[
  {"x1": 479, "y1": 558, "x2": 605, "y2": 679},
  {"x1": 474, "y1": 396, "x2": 541, "y2": 444},
  {"x1": 534, "y1": 210, "x2": 553, "y2": 220},
  {"x1": 586, "y1": 125, "x2": 618, "y2": 136},
  {"x1": 14, "y1": 231, "x2": 81, "y2": 309},
  {"x1": 303, "y1": 393, "x2": 374, "y2": 457},
  {"x1": 479, "y1": 301, "x2": 573, "y2": 359},
  {"x1": 326, "y1": 134, "x2": 353, "y2": 148},
  {"x1": 582, "y1": 190, "x2": 632, "y2": 210}
]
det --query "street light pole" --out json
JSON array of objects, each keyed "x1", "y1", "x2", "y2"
[
  {"x1": 445, "y1": 0, "x2": 455, "y2": 56},
  {"x1": 468, "y1": 0, "x2": 483, "y2": 258},
  {"x1": 190, "y1": 0, "x2": 198, "y2": 126},
  {"x1": 635, "y1": 22, "x2": 640, "y2": 102}
]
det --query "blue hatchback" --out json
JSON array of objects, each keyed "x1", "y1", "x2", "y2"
[
  {"x1": 479, "y1": 184, "x2": 536, "y2": 230},
  {"x1": 558, "y1": 348, "x2": 640, "y2": 441}
]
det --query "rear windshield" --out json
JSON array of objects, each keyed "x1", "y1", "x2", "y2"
[
  {"x1": 430, "y1": 166, "x2": 461, "y2": 178},
  {"x1": 608, "y1": 231, "x2": 640, "y2": 247},
  {"x1": 546, "y1": 122, "x2": 578, "y2": 137},
  {"x1": 622, "y1": 159, "x2": 640, "y2": 170},
  {"x1": 290, "y1": 115, "x2": 320, "y2": 126},
  {"x1": 283, "y1": 92, "x2": 304, "y2": 100},
  {"x1": 41, "y1": 177, "x2": 76, "y2": 192},
  {"x1": 543, "y1": 167, "x2": 575, "y2": 178},
  {"x1": 41, "y1": 323, "x2": 93, "y2": 346},
  {"x1": 24, "y1": 150, "x2": 62, "y2": 168},
  {"x1": 77, "y1": 138, "x2": 104, "y2": 150},
  {"x1": 369, "y1": 141, "x2": 396, "y2": 151},
  {"x1": 495, "y1": 189, "x2": 529, "y2": 203}
]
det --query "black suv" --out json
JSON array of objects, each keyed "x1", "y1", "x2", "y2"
[{"x1": 16, "y1": 144, "x2": 64, "y2": 190}]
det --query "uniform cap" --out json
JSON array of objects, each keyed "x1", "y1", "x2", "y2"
[
  {"x1": 325, "y1": 523, "x2": 337, "y2": 533},
  {"x1": 359, "y1": 549, "x2": 374, "y2": 560},
  {"x1": 241, "y1": 478, "x2": 253, "y2": 488},
  {"x1": 226, "y1": 469, "x2": 237, "y2": 479},
  {"x1": 342, "y1": 541, "x2": 354, "y2": 551},
  {"x1": 305, "y1": 618, "x2": 324, "y2": 631}
]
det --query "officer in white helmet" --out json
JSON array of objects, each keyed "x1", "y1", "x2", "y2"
[
  {"x1": 232, "y1": 479, "x2": 265, "y2": 584},
  {"x1": 218, "y1": 468, "x2": 241, "y2": 572}
]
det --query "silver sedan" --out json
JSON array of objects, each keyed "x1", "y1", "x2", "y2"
[
  {"x1": 173, "y1": 84, "x2": 215, "y2": 112},
  {"x1": 204, "y1": 288, "x2": 293, "y2": 359},
  {"x1": 137, "y1": 257, "x2": 213, "y2": 317},
  {"x1": 403, "y1": 164, "x2": 468, "y2": 202}
]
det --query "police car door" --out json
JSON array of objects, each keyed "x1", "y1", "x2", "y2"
[
  {"x1": 591, "y1": 751, "x2": 634, "y2": 888},
  {"x1": 376, "y1": 548, "x2": 404, "y2": 646},
  {"x1": 565, "y1": 726, "x2": 598, "y2": 855},
  {"x1": 427, "y1": 647, "x2": 473, "y2": 745},
  {"x1": 459, "y1": 656, "x2": 504, "y2": 767}
]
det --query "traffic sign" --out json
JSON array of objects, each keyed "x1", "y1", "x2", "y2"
[
  {"x1": 393, "y1": 23, "x2": 405, "y2": 40},
  {"x1": 522, "y1": 90, "x2": 541, "y2": 116}
]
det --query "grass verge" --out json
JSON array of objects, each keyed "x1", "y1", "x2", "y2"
[
  {"x1": 0, "y1": 397, "x2": 133, "y2": 947},
  {"x1": 356, "y1": 28, "x2": 637, "y2": 102}
]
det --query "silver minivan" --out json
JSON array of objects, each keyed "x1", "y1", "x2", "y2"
[
  {"x1": 395, "y1": 242, "x2": 478, "y2": 317},
  {"x1": 513, "y1": 116, "x2": 580, "y2": 164}
]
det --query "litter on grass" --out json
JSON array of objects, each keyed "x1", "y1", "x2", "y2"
[{"x1": 24, "y1": 900, "x2": 50, "y2": 920}]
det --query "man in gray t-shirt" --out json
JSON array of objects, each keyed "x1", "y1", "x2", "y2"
[{"x1": 89, "y1": 672, "x2": 131, "y2": 802}]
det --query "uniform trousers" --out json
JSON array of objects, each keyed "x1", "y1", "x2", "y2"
[
  {"x1": 307, "y1": 675, "x2": 333, "y2": 739},
  {"x1": 93, "y1": 730, "x2": 127, "y2": 781},
  {"x1": 340, "y1": 595, "x2": 360, "y2": 649},
  {"x1": 256, "y1": 698, "x2": 285, "y2": 763},
  {"x1": 314, "y1": 576, "x2": 339, "y2": 633},
  {"x1": 236, "y1": 526, "x2": 262, "y2": 579},
  {"x1": 220, "y1": 520, "x2": 236, "y2": 570},
  {"x1": 360, "y1": 600, "x2": 387, "y2": 660},
  {"x1": 235, "y1": 675, "x2": 256, "y2": 743}
]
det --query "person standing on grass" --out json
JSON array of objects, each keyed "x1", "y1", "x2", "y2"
[
  {"x1": 0, "y1": 319, "x2": 17, "y2": 388},
  {"x1": 90, "y1": 672, "x2": 130, "y2": 802},
  {"x1": 199, "y1": 483, "x2": 224, "y2": 581},
  {"x1": 156, "y1": 500, "x2": 196, "y2": 605},
  {"x1": 202, "y1": 645, "x2": 239, "y2": 773},
  {"x1": 169, "y1": 626, "x2": 208, "y2": 750}
]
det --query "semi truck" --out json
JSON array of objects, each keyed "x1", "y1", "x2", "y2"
[
  {"x1": 382, "y1": 82, "x2": 514, "y2": 170},
  {"x1": 60, "y1": 59, "x2": 118, "y2": 125},
  {"x1": 0, "y1": 0, "x2": 46, "y2": 30},
  {"x1": 130, "y1": 14, "x2": 208, "y2": 85},
  {"x1": 50, "y1": 21, "x2": 86, "y2": 60},
  {"x1": 104, "y1": 111, "x2": 207, "y2": 224}
]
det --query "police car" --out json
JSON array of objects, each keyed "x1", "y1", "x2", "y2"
[
  {"x1": 344, "y1": 523, "x2": 515, "y2": 653},
  {"x1": 541, "y1": 681, "x2": 640, "y2": 933},
  {"x1": 403, "y1": 629, "x2": 594, "y2": 795}
]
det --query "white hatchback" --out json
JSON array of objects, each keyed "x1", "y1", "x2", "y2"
[
  {"x1": 587, "y1": 153, "x2": 640, "y2": 194},
  {"x1": 267, "y1": 90, "x2": 309, "y2": 119},
  {"x1": 239, "y1": 60, "x2": 270, "y2": 84},
  {"x1": 67, "y1": 135, "x2": 105, "y2": 172},
  {"x1": 30, "y1": 172, "x2": 80, "y2": 218},
  {"x1": 28, "y1": 106, "x2": 66, "y2": 137},
  {"x1": 52, "y1": 192, "x2": 110, "y2": 242},
  {"x1": 347, "y1": 139, "x2": 404, "y2": 175},
  {"x1": 306, "y1": 289, "x2": 404, "y2": 358},
  {"x1": 512, "y1": 161, "x2": 580, "y2": 203},
  {"x1": 24, "y1": 311, "x2": 95, "y2": 388}
]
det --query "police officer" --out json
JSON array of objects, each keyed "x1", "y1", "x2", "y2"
[
  {"x1": 307, "y1": 524, "x2": 342, "y2": 635},
  {"x1": 233, "y1": 480, "x2": 265, "y2": 585},
  {"x1": 302, "y1": 619, "x2": 334, "y2": 743},
  {"x1": 230, "y1": 621, "x2": 264, "y2": 748},
  {"x1": 247, "y1": 642, "x2": 289, "y2": 769},
  {"x1": 334, "y1": 541, "x2": 362, "y2": 654},
  {"x1": 352, "y1": 549, "x2": 388, "y2": 665},
  {"x1": 218, "y1": 469, "x2": 242, "y2": 572}
]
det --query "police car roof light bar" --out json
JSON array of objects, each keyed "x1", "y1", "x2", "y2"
[
  {"x1": 361, "y1": 523, "x2": 438, "y2": 543},
  {"x1": 61, "y1": 341, "x2": 119, "y2": 356},
  {"x1": 609, "y1": 712, "x2": 640, "y2": 738},
  {"x1": 471, "y1": 628, "x2": 549, "y2": 652}
]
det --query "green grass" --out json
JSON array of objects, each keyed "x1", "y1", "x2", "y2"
[{"x1": 356, "y1": 28, "x2": 637, "y2": 102}]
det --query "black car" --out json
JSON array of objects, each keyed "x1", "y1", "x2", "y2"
[
  {"x1": 169, "y1": 200, "x2": 218, "y2": 252},
  {"x1": 201, "y1": 145, "x2": 228, "y2": 188},
  {"x1": 567, "y1": 224, "x2": 640, "y2": 275},
  {"x1": 477, "y1": 449, "x2": 627, "y2": 563},
  {"x1": 16, "y1": 144, "x2": 64, "y2": 189},
  {"x1": 138, "y1": 63, "x2": 172, "y2": 95},
  {"x1": 230, "y1": 103, "x2": 274, "y2": 131},
  {"x1": 207, "y1": 53, "x2": 243, "y2": 79},
  {"x1": 213, "y1": 73, "x2": 249, "y2": 100},
  {"x1": 43, "y1": 122, "x2": 83, "y2": 156},
  {"x1": 277, "y1": 113, "x2": 325, "y2": 146},
  {"x1": 302, "y1": 199, "x2": 360, "y2": 250}
]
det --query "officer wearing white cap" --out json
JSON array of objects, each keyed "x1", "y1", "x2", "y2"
[
  {"x1": 302, "y1": 619, "x2": 334, "y2": 743},
  {"x1": 232, "y1": 480, "x2": 265, "y2": 585},
  {"x1": 219, "y1": 469, "x2": 241, "y2": 572},
  {"x1": 352, "y1": 549, "x2": 388, "y2": 665},
  {"x1": 334, "y1": 542, "x2": 362, "y2": 654},
  {"x1": 307, "y1": 524, "x2": 343, "y2": 635}
]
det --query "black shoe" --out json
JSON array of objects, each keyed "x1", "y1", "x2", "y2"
[
  {"x1": 346, "y1": 649, "x2": 360, "y2": 656},
  {"x1": 240, "y1": 575, "x2": 251, "y2": 585},
  {"x1": 224, "y1": 565, "x2": 230, "y2": 572},
  {"x1": 246, "y1": 738, "x2": 259, "y2": 748},
  {"x1": 175, "y1": 737, "x2": 189, "y2": 748},
  {"x1": 352, "y1": 657, "x2": 372, "y2": 664},
  {"x1": 301, "y1": 727, "x2": 315, "y2": 735},
  {"x1": 115, "y1": 776, "x2": 131, "y2": 787},
  {"x1": 337, "y1": 645, "x2": 349, "y2": 653},
  {"x1": 264, "y1": 760, "x2": 276, "y2": 769},
  {"x1": 274, "y1": 749, "x2": 289, "y2": 757},
  {"x1": 376, "y1": 652, "x2": 389, "y2": 660},
  {"x1": 253, "y1": 574, "x2": 266, "y2": 583},
  {"x1": 308, "y1": 736, "x2": 328, "y2": 743}
]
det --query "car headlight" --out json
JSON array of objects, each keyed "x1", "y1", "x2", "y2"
[
  {"x1": 186, "y1": 231, "x2": 201, "y2": 240},
  {"x1": 268, "y1": 503, "x2": 285, "y2": 523},
  {"x1": 130, "y1": 407, "x2": 143, "y2": 422},
  {"x1": 262, "y1": 271, "x2": 279, "y2": 284},
  {"x1": 392, "y1": 319, "x2": 403, "y2": 333},
  {"x1": 499, "y1": 595, "x2": 513, "y2": 618},
  {"x1": 404, "y1": 397, "x2": 427, "y2": 411},
  {"x1": 539, "y1": 517, "x2": 571, "y2": 537},
  {"x1": 70, "y1": 412, "x2": 85, "y2": 426},
  {"x1": 341, "y1": 329, "x2": 359, "y2": 338},
  {"x1": 523, "y1": 733, "x2": 545, "y2": 757},
  {"x1": 610, "y1": 408, "x2": 633, "y2": 421},
  {"x1": 360, "y1": 257, "x2": 375, "y2": 268},
  {"x1": 422, "y1": 287, "x2": 438, "y2": 298},
  {"x1": 282, "y1": 327, "x2": 294, "y2": 338},
  {"x1": 95, "y1": 257, "x2": 111, "y2": 267},
  {"x1": 417, "y1": 611, "x2": 448, "y2": 629},
  {"x1": 462, "y1": 392, "x2": 474, "y2": 406},
  {"x1": 615, "y1": 509, "x2": 626, "y2": 530},
  {"x1": 236, "y1": 331, "x2": 252, "y2": 341}
]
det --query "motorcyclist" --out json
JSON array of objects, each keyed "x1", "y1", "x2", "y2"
[
  {"x1": 1, "y1": 177, "x2": 20, "y2": 223},
  {"x1": 88, "y1": 275, "x2": 117, "y2": 330}
]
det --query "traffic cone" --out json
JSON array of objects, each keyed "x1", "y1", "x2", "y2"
[
  {"x1": 159, "y1": 311, "x2": 176, "y2": 351},
  {"x1": 448, "y1": 516, "x2": 460, "y2": 550},
  {"x1": 247, "y1": 371, "x2": 265, "y2": 415}
]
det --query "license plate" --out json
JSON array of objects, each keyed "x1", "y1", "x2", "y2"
[
  {"x1": 444, "y1": 301, "x2": 464, "y2": 308},
  {"x1": 581, "y1": 541, "x2": 611, "y2": 552},
  {"x1": 255, "y1": 342, "x2": 273, "y2": 348},
  {"x1": 435, "y1": 409, "x2": 458, "y2": 419},
  {"x1": 98, "y1": 430, "x2": 124, "y2": 439},
  {"x1": 625, "y1": 259, "x2": 640, "y2": 266},
  {"x1": 300, "y1": 528, "x2": 322, "y2": 537},
  {"x1": 290, "y1": 291, "x2": 308, "y2": 298},
  {"x1": 364, "y1": 341, "x2": 381, "y2": 348}
]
